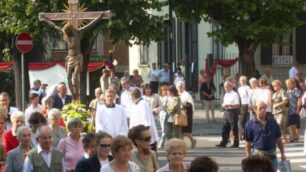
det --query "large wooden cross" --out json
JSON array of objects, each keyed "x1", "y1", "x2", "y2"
[{"x1": 39, "y1": 0, "x2": 111, "y2": 29}]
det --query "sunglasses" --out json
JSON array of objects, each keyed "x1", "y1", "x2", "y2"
[
  {"x1": 139, "y1": 136, "x2": 151, "y2": 142},
  {"x1": 100, "y1": 144, "x2": 111, "y2": 148}
]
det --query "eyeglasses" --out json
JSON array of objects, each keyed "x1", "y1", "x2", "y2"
[
  {"x1": 139, "y1": 136, "x2": 151, "y2": 142},
  {"x1": 100, "y1": 144, "x2": 111, "y2": 148}
]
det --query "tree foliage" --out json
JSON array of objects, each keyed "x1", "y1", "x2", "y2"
[
  {"x1": 173, "y1": 0, "x2": 305, "y2": 76},
  {"x1": 0, "y1": 0, "x2": 168, "y2": 104}
]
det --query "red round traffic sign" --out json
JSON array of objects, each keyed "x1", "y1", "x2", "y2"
[{"x1": 16, "y1": 33, "x2": 33, "y2": 54}]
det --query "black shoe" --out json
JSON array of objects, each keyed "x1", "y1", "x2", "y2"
[
  {"x1": 215, "y1": 144, "x2": 226, "y2": 148},
  {"x1": 230, "y1": 144, "x2": 239, "y2": 148}
]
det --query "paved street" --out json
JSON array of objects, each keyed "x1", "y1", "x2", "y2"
[{"x1": 157, "y1": 108, "x2": 306, "y2": 172}]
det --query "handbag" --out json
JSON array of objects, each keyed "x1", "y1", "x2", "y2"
[
  {"x1": 277, "y1": 160, "x2": 292, "y2": 172},
  {"x1": 174, "y1": 112, "x2": 188, "y2": 126}
]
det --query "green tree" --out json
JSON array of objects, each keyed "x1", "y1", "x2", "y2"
[
  {"x1": 0, "y1": 0, "x2": 167, "y2": 105},
  {"x1": 173, "y1": 0, "x2": 305, "y2": 77}
]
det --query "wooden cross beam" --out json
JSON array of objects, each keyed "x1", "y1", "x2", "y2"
[{"x1": 39, "y1": 0, "x2": 111, "y2": 29}]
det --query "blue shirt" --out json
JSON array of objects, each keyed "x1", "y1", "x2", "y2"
[{"x1": 244, "y1": 116, "x2": 281, "y2": 150}]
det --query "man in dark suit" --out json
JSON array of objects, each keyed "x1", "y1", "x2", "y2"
[{"x1": 52, "y1": 82, "x2": 72, "y2": 110}]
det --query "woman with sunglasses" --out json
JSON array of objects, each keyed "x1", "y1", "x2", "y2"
[
  {"x1": 100, "y1": 136, "x2": 140, "y2": 172},
  {"x1": 128, "y1": 125, "x2": 159, "y2": 172}
]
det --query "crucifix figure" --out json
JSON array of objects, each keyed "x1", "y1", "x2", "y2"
[{"x1": 39, "y1": 0, "x2": 111, "y2": 101}]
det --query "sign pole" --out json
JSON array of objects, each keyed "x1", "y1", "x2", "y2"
[
  {"x1": 21, "y1": 53, "x2": 25, "y2": 111},
  {"x1": 15, "y1": 33, "x2": 33, "y2": 111}
]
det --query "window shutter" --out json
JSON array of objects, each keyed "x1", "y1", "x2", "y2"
[
  {"x1": 296, "y1": 12, "x2": 306, "y2": 64},
  {"x1": 261, "y1": 45, "x2": 272, "y2": 65}
]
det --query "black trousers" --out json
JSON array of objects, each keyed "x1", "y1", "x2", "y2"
[
  {"x1": 150, "y1": 81, "x2": 159, "y2": 94},
  {"x1": 240, "y1": 105, "x2": 250, "y2": 130},
  {"x1": 221, "y1": 108, "x2": 239, "y2": 145}
]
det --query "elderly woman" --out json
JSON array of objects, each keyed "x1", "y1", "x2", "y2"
[
  {"x1": 101, "y1": 136, "x2": 139, "y2": 172},
  {"x1": 157, "y1": 138, "x2": 188, "y2": 172},
  {"x1": 176, "y1": 81, "x2": 196, "y2": 148},
  {"x1": 57, "y1": 118, "x2": 85, "y2": 172},
  {"x1": 286, "y1": 79, "x2": 302, "y2": 142},
  {"x1": 164, "y1": 85, "x2": 182, "y2": 139},
  {"x1": 5, "y1": 126, "x2": 31, "y2": 172},
  {"x1": 128, "y1": 125, "x2": 159, "y2": 172},
  {"x1": 2, "y1": 111, "x2": 24, "y2": 154},
  {"x1": 272, "y1": 80, "x2": 289, "y2": 144},
  {"x1": 48, "y1": 108, "x2": 67, "y2": 147}
]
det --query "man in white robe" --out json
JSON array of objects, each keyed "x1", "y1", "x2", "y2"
[
  {"x1": 129, "y1": 89, "x2": 159, "y2": 151},
  {"x1": 120, "y1": 78, "x2": 134, "y2": 117},
  {"x1": 95, "y1": 89, "x2": 128, "y2": 138}
]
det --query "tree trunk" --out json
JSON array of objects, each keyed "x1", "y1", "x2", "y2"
[
  {"x1": 236, "y1": 39, "x2": 258, "y2": 78},
  {"x1": 80, "y1": 37, "x2": 94, "y2": 104},
  {"x1": 12, "y1": 53, "x2": 22, "y2": 110}
]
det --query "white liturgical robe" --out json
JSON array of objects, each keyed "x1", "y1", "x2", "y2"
[
  {"x1": 129, "y1": 98, "x2": 159, "y2": 144},
  {"x1": 95, "y1": 104, "x2": 128, "y2": 138}
]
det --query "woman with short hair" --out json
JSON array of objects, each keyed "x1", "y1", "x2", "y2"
[
  {"x1": 57, "y1": 118, "x2": 85, "y2": 172},
  {"x1": 5, "y1": 126, "x2": 32, "y2": 172},
  {"x1": 2, "y1": 111, "x2": 24, "y2": 154},
  {"x1": 128, "y1": 125, "x2": 159, "y2": 172},
  {"x1": 101, "y1": 136, "x2": 139, "y2": 172},
  {"x1": 164, "y1": 85, "x2": 182, "y2": 139},
  {"x1": 24, "y1": 93, "x2": 42, "y2": 126},
  {"x1": 48, "y1": 108, "x2": 67, "y2": 147},
  {"x1": 272, "y1": 80, "x2": 289, "y2": 144},
  {"x1": 286, "y1": 79, "x2": 302, "y2": 142},
  {"x1": 157, "y1": 138, "x2": 188, "y2": 172}
]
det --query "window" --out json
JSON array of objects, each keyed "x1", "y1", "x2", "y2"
[
  {"x1": 271, "y1": 33, "x2": 293, "y2": 65},
  {"x1": 139, "y1": 44, "x2": 149, "y2": 65}
]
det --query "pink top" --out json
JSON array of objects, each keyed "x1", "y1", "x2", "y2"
[{"x1": 57, "y1": 135, "x2": 84, "y2": 170}]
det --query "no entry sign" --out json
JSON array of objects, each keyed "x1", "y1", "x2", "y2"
[{"x1": 16, "y1": 33, "x2": 33, "y2": 54}]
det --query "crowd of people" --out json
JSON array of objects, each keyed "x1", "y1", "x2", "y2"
[{"x1": 0, "y1": 62, "x2": 305, "y2": 171}]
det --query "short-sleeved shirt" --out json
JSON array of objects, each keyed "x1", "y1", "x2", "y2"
[
  {"x1": 272, "y1": 89, "x2": 289, "y2": 114},
  {"x1": 223, "y1": 90, "x2": 240, "y2": 107},
  {"x1": 287, "y1": 87, "x2": 302, "y2": 115},
  {"x1": 244, "y1": 116, "x2": 281, "y2": 150}
]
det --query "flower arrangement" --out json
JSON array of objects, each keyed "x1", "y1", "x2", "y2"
[{"x1": 61, "y1": 102, "x2": 95, "y2": 132}]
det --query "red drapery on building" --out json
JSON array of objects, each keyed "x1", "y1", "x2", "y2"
[
  {"x1": 205, "y1": 57, "x2": 239, "y2": 76},
  {"x1": 0, "y1": 61, "x2": 110, "y2": 72}
]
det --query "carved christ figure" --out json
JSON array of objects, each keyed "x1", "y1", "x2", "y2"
[{"x1": 39, "y1": 14, "x2": 103, "y2": 101}]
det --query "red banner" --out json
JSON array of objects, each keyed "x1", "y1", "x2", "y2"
[
  {"x1": 0, "y1": 62, "x2": 109, "y2": 72},
  {"x1": 205, "y1": 57, "x2": 239, "y2": 76}
]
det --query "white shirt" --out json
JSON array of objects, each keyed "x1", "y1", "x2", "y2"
[
  {"x1": 223, "y1": 90, "x2": 240, "y2": 108},
  {"x1": 95, "y1": 104, "x2": 128, "y2": 138},
  {"x1": 148, "y1": 69, "x2": 160, "y2": 82},
  {"x1": 249, "y1": 88, "x2": 261, "y2": 109},
  {"x1": 120, "y1": 88, "x2": 133, "y2": 117},
  {"x1": 289, "y1": 66, "x2": 298, "y2": 79},
  {"x1": 99, "y1": 159, "x2": 109, "y2": 169},
  {"x1": 100, "y1": 161, "x2": 140, "y2": 172},
  {"x1": 256, "y1": 88, "x2": 272, "y2": 112},
  {"x1": 173, "y1": 76, "x2": 185, "y2": 86},
  {"x1": 23, "y1": 144, "x2": 65, "y2": 172},
  {"x1": 25, "y1": 104, "x2": 42, "y2": 126},
  {"x1": 238, "y1": 85, "x2": 251, "y2": 105},
  {"x1": 179, "y1": 90, "x2": 195, "y2": 111},
  {"x1": 129, "y1": 99, "x2": 159, "y2": 144}
]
